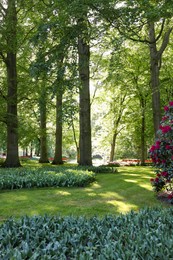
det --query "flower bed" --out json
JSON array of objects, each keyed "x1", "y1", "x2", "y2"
[{"x1": 149, "y1": 101, "x2": 173, "y2": 204}]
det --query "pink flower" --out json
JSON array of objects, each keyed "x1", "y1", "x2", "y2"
[
  {"x1": 155, "y1": 144, "x2": 160, "y2": 149},
  {"x1": 168, "y1": 193, "x2": 173, "y2": 199},
  {"x1": 169, "y1": 101, "x2": 173, "y2": 106},
  {"x1": 155, "y1": 177, "x2": 159, "y2": 182},
  {"x1": 162, "y1": 116, "x2": 168, "y2": 121},
  {"x1": 164, "y1": 106, "x2": 169, "y2": 111},
  {"x1": 161, "y1": 125, "x2": 172, "y2": 133},
  {"x1": 165, "y1": 145, "x2": 171, "y2": 150},
  {"x1": 161, "y1": 171, "x2": 168, "y2": 177},
  {"x1": 150, "y1": 145, "x2": 156, "y2": 152},
  {"x1": 156, "y1": 140, "x2": 161, "y2": 145}
]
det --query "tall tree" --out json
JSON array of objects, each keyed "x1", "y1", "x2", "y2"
[
  {"x1": 78, "y1": 17, "x2": 92, "y2": 166},
  {"x1": 148, "y1": 20, "x2": 172, "y2": 135},
  {"x1": 0, "y1": 0, "x2": 21, "y2": 167},
  {"x1": 92, "y1": 0, "x2": 173, "y2": 136},
  {"x1": 38, "y1": 80, "x2": 49, "y2": 163}
]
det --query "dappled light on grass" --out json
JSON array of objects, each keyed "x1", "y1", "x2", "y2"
[
  {"x1": 0, "y1": 166, "x2": 168, "y2": 221},
  {"x1": 138, "y1": 183, "x2": 153, "y2": 191},
  {"x1": 99, "y1": 191, "x2": 123, "y2": 200},
  {"x1": 124, "y1": 179, "x2": 138, "y2": 183},
  {"x1": 107, "y1": 200, "x2": 138, "y2": 213},
  {"x1": 85, "y1": 182, "x2": 101, "y2": 191},
  {"x1": 55, "y1": 191, "x2": 71, "y2": 196}
]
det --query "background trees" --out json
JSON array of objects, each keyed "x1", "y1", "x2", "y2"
[{"x1": 0, "y1": 0, "x2": 173, "y2": 166}]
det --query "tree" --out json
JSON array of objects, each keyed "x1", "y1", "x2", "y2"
[
  {"x1": 0, "y1": 0, "x2": 21, "y2": 167},
  {"x1": 38, "y1": 80, "x2": 49, "y2": 163},
  {"x1": 148, "y1": 20, "x2": 172, "y2": 135},
  {"x1": 78, "y1": 18, "x2": 92, "y2": 166},
  {"x1": 92, "y1": 0, "x2": 173, "y2": 136}
]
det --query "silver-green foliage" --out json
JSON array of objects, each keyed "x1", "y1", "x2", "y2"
[
  {"x1": 0, "y1": 207, "x2": 173, "y2": 259},
  {"x1": 0, "y1": 167, "x2": 96, "y2": 190}
]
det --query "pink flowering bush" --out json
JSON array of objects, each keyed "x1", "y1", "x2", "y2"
[{"x1": 149, "y1": 101, "x2": 173, "y2": 203}]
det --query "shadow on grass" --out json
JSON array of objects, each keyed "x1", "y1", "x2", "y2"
[{"x1": 0, "y1": 166, "x2": 169, "y2": 222}]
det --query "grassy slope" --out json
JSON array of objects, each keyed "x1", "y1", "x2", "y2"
[{"x1": 0, "y1": 166, "x2": 168, "y2": 222}]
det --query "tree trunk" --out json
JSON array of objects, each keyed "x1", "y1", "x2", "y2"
[
  {"x1": 148, "y1": 23, "x2": 161, "y2": 136},
  {"x1": 52, "y1": 87, "x2": 63, "y2": 165},
  {"x1": 78, "y1": 35, "x2": 92, "y2": 166},
  {"x1": 148, "y1": 21, "x2": 172, "y2": 136},
  {"x1": 38, "y1": 85, "x2": 49, "y2": 163},
  {"x1": 2, "y1": 0, "x2": 21, "y2": 167},
  {"x1": 140, "y1": 102, "x2": 146, "y2": 166},
  {"x1": 110, "y1": 132, "x2": 117, "y2": 162}
]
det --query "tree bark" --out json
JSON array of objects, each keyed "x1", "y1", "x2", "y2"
[
  {"x1": 110, "y1": 132, "x2": 117, "y2": 162},
  {"x1": 2, "y1": 0, "x2": 21, "y2": 167},
  {"x1": 52, "y1": 87, "x2": 63, "y2": 165},
  {"x1": 140, "y1": 99, "x2": 146, "y2": 166},
  {"x1": 148, "y1": 22, "x2": 161, "y2": 136},
  {"x1": 38, "y1": 85, "x2": 49, "y2": 163},
  {"x1": 78, "y1": 35, "x2": 92, "y2": 166},
  {"x1": 148, "y1": 22, "x2": 172, "y2": 136}
]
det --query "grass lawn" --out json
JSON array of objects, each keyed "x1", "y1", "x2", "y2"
[{"x1": 0, "y1": 165, "x2": 169, "y2": 222}]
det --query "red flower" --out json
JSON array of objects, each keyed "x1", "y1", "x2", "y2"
[
  {"x1": 162, "y1": 116, "x2": 168, "y2": 121},
  {"x1": 150, "y1": 145, "x2": 156, "y2": 152},
  {"x1": 169, "y1": 101, "x2": 173, "y2": 107},
  {"x1": 161, "y1": 171, "x2": 168, "y2": 177},
  {"x1": 150, "y1": 178, "x2": 154, "y2": 182},
  {"x1": 155, "y1": 177, "x2": 159, "y2": 182},
  {"x1": 164, "y1": 106, "x2": 169, "y2": 111},
  {"x1": 167, "y1": 193, "x2": 173, "y2": 199},
  {"x1": 165, "y1": 145, "x2": 171, "y2": 150},
  {"x1": 161, "y1": 125, "x2": 171, "y2": 133}
]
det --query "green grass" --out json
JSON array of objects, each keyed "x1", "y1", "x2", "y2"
[{"x1": 0, "y1": 166, "x2": 169, "y2": 222}]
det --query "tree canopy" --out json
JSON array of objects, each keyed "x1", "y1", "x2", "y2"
[{"x1": 0, "y1": 0, "x2": 173, "y2": 166}]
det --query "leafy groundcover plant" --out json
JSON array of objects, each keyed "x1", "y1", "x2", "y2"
[
  {"x1": 149, "y1": 101, "x2": 173, "y2": 204},
  {"x1": 0, "y1": 167, "x2": 96, "y2": 190},
  {"x1": 0, "y1": 207, "x2": 173, "y2": 259}
]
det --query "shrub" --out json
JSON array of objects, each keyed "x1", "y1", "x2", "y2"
[
  {"x1": 106, "y1": 161, "x2": 120, "y2": 167},
  {"x1": 0, "y1": 207, "x2": 173, "y2": 259},
  {"x1": 79, "y1": 165, "x2": 118, "y2": 174},
  {"x1": 0, "y1": 167, "x2": 96, "y2": 190},
  {"x1": 149, "y1": 101, "x2": 173, "y2": 199}
]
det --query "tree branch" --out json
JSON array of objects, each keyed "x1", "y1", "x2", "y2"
[
  {"x1": 0, "y1": 52, "x2": 7, "y2": 64},
  {"x1": 0, "y1": 88, "x2": 7, "y2": 100},
  {"x1": 155, "y1": 19, "x2": 165, "y2": 42},
  {"x1": 157, "y1": 27, "x2": 173, "y2": 59}
]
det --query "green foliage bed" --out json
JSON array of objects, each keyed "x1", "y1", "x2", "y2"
[
  {"x1": 0, "y1": 167, "x2": 96, "y2": 190},
  {"x1": 0, "y1": 207, "x2": 173, "y2": 259}
]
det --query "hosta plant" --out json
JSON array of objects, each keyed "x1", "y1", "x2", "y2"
[
  {"x1": 0, "y1": 167, "x2": 96, "y2": 190},
  {"x1": 0, "y1": 207, "x2": 173, "y2": 259},
  {"x1": 149, "y1": 101, "x2": 173, "y2": 203}
]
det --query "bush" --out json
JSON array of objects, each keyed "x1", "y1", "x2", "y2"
[
  {"x1": 106, "y1": 161, "x2": 121, "y2": 167},
  {"x1": 0, "y1": 207, "x2": 173, "y2": 259},
  {"x1": 0, "y1": 167, "x2": 96, "y2": 190},
  {"x1": 79, "y1": 165, "x2": 118, "y2": 174},
  {"x1": 149, "y1": 101, "x2": 173, "y2": 200}
]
